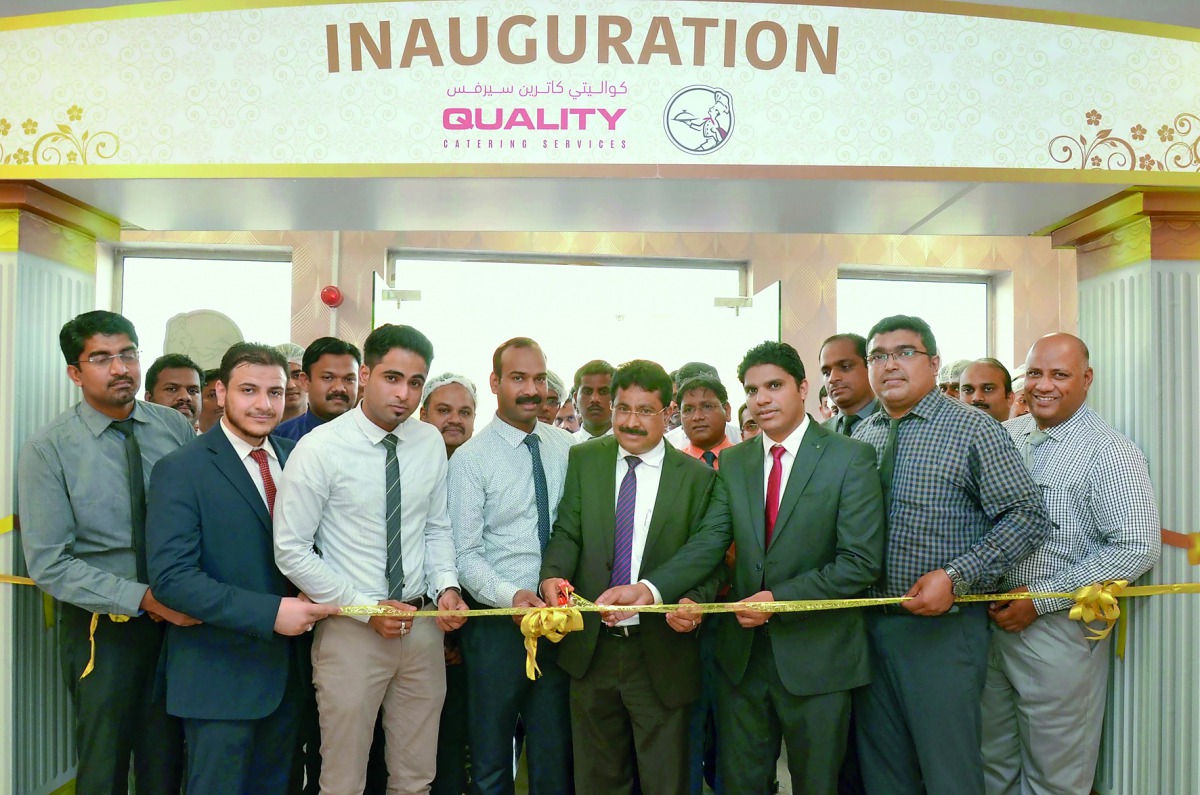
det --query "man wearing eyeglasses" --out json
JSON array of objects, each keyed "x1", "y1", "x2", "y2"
[
  {"x1": 18, "y1": 310, "x2": 199, "y2": 794},
  {"x1": 540, "y1": 359, "x2": 721, "y2": 794},
  {"x1": 851, "y1": 315, "x2": 1051, "y2": 795}
]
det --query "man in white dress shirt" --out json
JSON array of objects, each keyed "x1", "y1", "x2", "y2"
[
  {"x1": 275, "y1": 323, "x2": 469, "y2": 795},
  {"x1": 449, "y1": 337, "x2": 577, "y2": 794},
  {"x1": 573, "y1": 359, "x2": 616, "y2": 441}
]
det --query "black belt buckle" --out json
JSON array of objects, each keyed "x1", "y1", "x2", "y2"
[
  {"x1": 602, "y1": 624, "x2": 639, "y2": 638},
  {"x1": 404, "y1": 595, "x2": 431, "y2": 611}
]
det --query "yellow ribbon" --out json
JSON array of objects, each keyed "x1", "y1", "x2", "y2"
[
  {"x1": 1068, "y1": 580, "x2": 1127, "y2": 641},
  {"x1": 79, "y1": 612, "x2": 131, "y2": 680},
  {"x1": 520, "y1": 606, "x2": 584, "y2": 679}
]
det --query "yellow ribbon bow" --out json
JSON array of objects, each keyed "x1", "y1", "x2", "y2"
[
  {"x1": 1069, "y1": 579, "x2": 1128, "y2": 641},
  {"x1": 519, "y1": 606, "x2": 583, "y2": 680}
]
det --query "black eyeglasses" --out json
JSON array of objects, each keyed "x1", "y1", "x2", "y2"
[{"x1": 866, "y1": 350, "x2": 930, "y2": 367}]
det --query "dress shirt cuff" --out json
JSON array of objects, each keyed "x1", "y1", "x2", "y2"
[
  {"x1": 1029, "y1": 577, "x2": 1074, "y2": 616},
  {"x1": 347, "y1": 590, "x2": 376, "y2": 624},
  {"x1": 494, "y1": 582, "x2": 523, "y2": 610},
  {"x1": 946, "y1": 554, "x2": 984, "y2": 590},
  {"x1": 430, "y1": 574, "x2": 460, "y2": 602},
  {"x1": 115, "y1": 580, "x2": 150, "y2": 617},
  {"x1": 638, "y1": 579, "x2": 663, "y2": 605}
]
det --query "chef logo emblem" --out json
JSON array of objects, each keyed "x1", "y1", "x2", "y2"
[{"x1": 664, "y1": 86, "x2": 733, "y2": 154}]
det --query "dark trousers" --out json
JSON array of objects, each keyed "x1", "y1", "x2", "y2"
[
  {"x1": 461, "y1": 611, "x2": 573, "y2": 795},
  {"x1": 432, "y1": 658, "x2": 471, "y2": 795},
  {"x1": 183, "y1": 653, "x2": 304, "y2": 795},
  {"x1": 571, "y1": 630, "x2": 690, "y2": 795},
  {"x1": 855, "y1": 606, "x2": 991, "y2": 795},
  {"x1": 688, "y1": 618, "x2": 721, "y2": 794},
  {"x1": 289, "y1": 634, "x2": 320, "y2": 795},
  {"x1": 59, "y1": 603, "x2": 184, "y2": 795},
  {"x1": 717, "y1": 628, "x2": 851, "y2": 795}
]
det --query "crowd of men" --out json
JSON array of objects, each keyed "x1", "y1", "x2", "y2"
[{"x1": 16, "y1": 309, "x2": 1161, "y2": 795}]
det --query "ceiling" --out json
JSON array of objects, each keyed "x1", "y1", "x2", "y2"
[{"x1": 12, "y1": 1, "x2": 1190, "y2": 234}]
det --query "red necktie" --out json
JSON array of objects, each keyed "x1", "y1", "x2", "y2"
[
  {"x1": 764, "y1": 444, "x2": 786, "y2": 548},
  {"x1": 249, "y1": 448, "x2": 276, "y2": 517}
]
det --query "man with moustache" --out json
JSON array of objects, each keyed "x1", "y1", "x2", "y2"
[
  {"x1": 275, "y1": 323, "x2": 468, "y2": 795},
  {"x1": 555, "y1": 398, "x2": 581, "y2": 433},
  {"x1": 18, "y1": 310, "x2": 199, "y2": 794},
  {"x1": 420, "y1": 373, "x2": 477, "y2": 458},
  {"x1": 665, "y1": 362, "x2": 742, "y2": 449},
  {"x1": 448, "y1": 338, "x2": 576, "y2": 794},
  {"x1": 982, "y1": 334, "x2": 1159, "y2": 795},
  {"x1": 573, "y1": 359, "x2": 616, "y2": 441},
  {"x1": 819, "y1": 333, "x2": 878, "y2": 437},
  {"x1": 274, "y1": 337, "x2": 361, "y2": 442},
  {"x1": 645, "y1": 341, "x2": 886, "y2": 795},
  {"x1": 277, "y1": 342, "x2": 309, "y2": 423},
  {"x1": 146, "y1": 343, "x2": 338, "y2": 794},
  {"x1": 199, "y1": 368, "x2": 224, "y2": 433},
  {"x1": 852, "y1": 315, "x2": 1050, "y2": 795},
  {"x1": 144, "y1": 353, "x2": 205, "y2": 430},
  {"x1": 541, "y1": 359, "x2": 721, "y2": 795},
  {"x1": 958, "y1": 358, "x2": 1014, "y2": 423}
]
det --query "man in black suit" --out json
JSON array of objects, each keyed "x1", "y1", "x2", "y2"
[
  {"x1": 655, "y1": 341, "x2": 887, "y2": 795},
  {"x1": 540, "y1": 359, "x2": 720, "y2": 795},
  {"x1": 147, "y1": 342, "x2": 338, "y2": 795}
]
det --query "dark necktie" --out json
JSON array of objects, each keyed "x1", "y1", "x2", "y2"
[
  {"x1": 701, "y1": 450, "x2": 717, "y2": 468},
  {"x1": 878, "y1": 415, "x2": 911, "y2": 508},
  {"x1": 840, "y1": 413, "x2": 861, "y2": 436},
  {"x1": 249, "y1": 448, "x2": 277, "y2": 517},
  {"x1": 112, "y1": 419, "x2": 148, "y2": 583},
  {"x1": 523, "y1": 434, "x2": 551, "y2": 551},
  {"x1": 764, "y1": 444, "x2": 786, "y2": 548},
  {"x1": 381, "y1": 434, "x2": 404, "y2": 601},
  {"x1": 610, "y1": 456, "x2": 642, "y2": 587},
  {"x1": 1022, "y1": 428, "x2": 1050, "y2": 472}
]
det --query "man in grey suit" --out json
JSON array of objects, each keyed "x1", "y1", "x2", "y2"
[{"x1": 655, "y1": 341, "x2": 887, "y2": 794}]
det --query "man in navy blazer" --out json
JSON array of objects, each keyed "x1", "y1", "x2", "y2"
[{"x1": 147, "y1": 343, "x2": 338, "y2": 795}]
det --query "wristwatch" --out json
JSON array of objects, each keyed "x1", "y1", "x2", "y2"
[
  {"x1": 437, "y1": 586, "x2": 461, "y2": 603},
  {"x1": 943, "y1": 566, "x2": 970, "y2": 597}
]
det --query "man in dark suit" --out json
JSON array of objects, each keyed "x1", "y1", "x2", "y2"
[
  {"x1": 147, "y1": 342, "x2": 338, "y2": 795},
  {"x1": 540, "y1": 359, "x2": 720, "y2": 795},
  {"x1": 654, "y1": 341, "x2": 887, "y2": 795}
]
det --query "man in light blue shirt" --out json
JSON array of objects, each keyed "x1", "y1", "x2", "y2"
[{"x1": 448, "y1": 337, "x2": 576, "y2": 795}]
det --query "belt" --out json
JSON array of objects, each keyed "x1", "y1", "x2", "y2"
[
  {"x1": 403, "y1": 595, "x2": 432, "y2": 610},
  {"x1": 601, "y1": 624, "x2": 640, "y2": 638}
]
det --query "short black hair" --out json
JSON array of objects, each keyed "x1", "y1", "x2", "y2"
[
  {"x1": 573, "y1": 359, "x2": 614, "y2": 393},
  {"x1": 145, "y1": 353, "x2": 204, "y2": 393},
  {"x1": 363, "y1": 324, "x2": 434, "y2": 370},
  {"x1": 302, "y1": 336, "x2": 362, "y2": 377},
  {"x1": 611, "y1": 360, "x2": 673, "y2": 409},
  {"x1": 202, "y1": 369, "x2": 220, "y2": 389},
  {"x1": 493, "y1": 337, "x2": 543, "y2": 377},
  {"x1": 818, "y1": 385, "x2": 828, "y2": 400},
  {"x1": 673, "y1": 361, "x2": 718, "y2": 387},
  {"x1": 59, "y1": 310, "x2": 138, "y2": 365},
  {"x1": 969, "y1": 357, "x2": 1014, "y2": 395},
  {"x1": 676, "y1": 374, "x2": 728, "y2": 406},
  {"x1": 738, "y1": 403, "x2": 750, "y2": 425},
  {"x1": 866, "y1": 315, "x2": 938, "y2": 356},
  {"x1": 737, "y1": 341, "x2": 806, "y2": 387},
  {"x1": 819, "y1": 333, "x2": 868, "y2": 364},
  {"x1": 218, "y1": 343, "x2": 288, "y2": 387}
]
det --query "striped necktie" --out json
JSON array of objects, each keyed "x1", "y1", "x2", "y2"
[
  {"x1": 610, "y1": 456, "x2": 642, "y2": 586},
  {"x1": 381, "y1": 434, "x2": 404, "y2": 601}
]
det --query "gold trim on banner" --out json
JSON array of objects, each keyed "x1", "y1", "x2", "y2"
[{"x1": 3, "y1": 0, "x2": 1200, "y2": 43}]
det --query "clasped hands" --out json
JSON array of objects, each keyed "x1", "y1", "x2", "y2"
[{"x1": 537, "y1": 578, "x2": 704, "y2": 634}]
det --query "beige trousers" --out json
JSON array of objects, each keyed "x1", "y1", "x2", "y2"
[{"x1": 312, "y1": 615, "x2": 446, "y2": 795}]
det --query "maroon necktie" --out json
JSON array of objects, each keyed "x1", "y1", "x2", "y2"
[
  {"x1": 764, "y1": 444, "x2": 786, "y2": 547},
  {"x1": 249, "y1": 448, "x2": 276, "y2": 517}
]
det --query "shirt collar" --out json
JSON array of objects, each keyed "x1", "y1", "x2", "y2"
[
  {"x1": 683, "y1": 436, "x2": 734, "y2": 459},
  {"x1": 79, "y1": 398, "x2": 148, "y2": 438},
  {"x1": 219, "y1": 416, "x2": 278, "y2": 461},
  {"x1": 1031, "y1": 403, "x2": 1093, "y2": 441},
  {"x1": 351, "y1": 404, "x2": 406, "y2": 445},
  {"x1": 618, "y1": 438, "x2": 666, "y2": 468},
  {"x1": 490, "y1": 414, "x2": 541, "y2": 448},
  {"x1": 762, "y1": 414, "x2": 810, "y2": 459}
]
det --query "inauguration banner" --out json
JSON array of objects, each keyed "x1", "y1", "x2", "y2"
[{"x1": 0, "y1": 0, "x2": 1198, "y2": 176}]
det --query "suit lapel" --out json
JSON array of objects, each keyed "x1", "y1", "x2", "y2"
[
  {"x1": 270, "y1": 435, "x2": 290, "y2": 468},
  {"x1": 641, "y1": 447, "x2": 685, "y2": 566},
  {"x1": 769, "y1": 419, "x2": 829, "y2": 550},
  {"x1": 593, "y1": 437, "x2": 619, "y2": 562},
  {"x1": 207, "y1": 428, "x2": 272, "y2": 531},
  {"x1": 742, "y1": 436, "x2": 767, "y2": 554}
]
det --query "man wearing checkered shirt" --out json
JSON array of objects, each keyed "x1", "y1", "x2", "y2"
[
  {"x1": 852, "y1": 315, "x2": 1052, "y2": 795},
  {"x1": 982, "y1": 333, "x2": 1160, "y2": 795}
]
